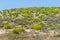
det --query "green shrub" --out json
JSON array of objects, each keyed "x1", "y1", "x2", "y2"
[
  {"x1": 32, "y1": 24, "x2": 42, "y2": 30},
  {"x1": 23, "y1": 13, "x2": 31, "y2": 18},
  {"x1": 4, "y1": 24, "x2": 13, "y2": 29},
  {"x1": 13, "y1": 27, "x2": 23, "y2": 34},
  {"x1": 34, "y1": 17, "x2": 40, "y2": 21},
  {"x1": 35, "y1": 13, "x2": 39, "y2": 16}
]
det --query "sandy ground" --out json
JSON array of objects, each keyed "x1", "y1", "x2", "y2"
[{"x1": 0, "y1": 29, "x2": 6, "y2": 35}]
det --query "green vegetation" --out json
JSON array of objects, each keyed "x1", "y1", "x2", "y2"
[
  {"x1": 13, "y1": 27, "x2": 23, "y2": 34},
  {"x1": 0, "y1": 6, "x2": 60, "y2": 40},
  {"x1": 23, "y1": 13, "x2": 31, "y2": 18},
  {"x1": 32, "y1": 24, "x2": 42, "y2": 30},
  {"x1": 0, "y1": 6, "x2": 60, "y2": 33},
  {"x1": 4, "y1": 24, "x2": 13, "y2": 29}
]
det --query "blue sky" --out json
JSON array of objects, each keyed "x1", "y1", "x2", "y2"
[{"x1": 0, "y1": 0, "x2": 60, "y2": 10}]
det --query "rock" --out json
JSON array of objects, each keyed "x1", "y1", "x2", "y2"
[{"x1": 25, "y1": 29, "x2": 32, "y2": 32}]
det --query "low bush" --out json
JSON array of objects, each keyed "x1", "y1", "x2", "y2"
[
  {"x1": 4, "y1": 24, "x2": 13, "y2": 29},
  {"x1": 13, "y1": 27, "x2": 23, "y2": 34},
  {"x1": 32, "y1": 24, "x2": 42, "y2": 30}
]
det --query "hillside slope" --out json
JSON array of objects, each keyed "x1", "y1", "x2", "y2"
[{"x1": 0, "y1": 7, "x2": 60, "y2": 40}]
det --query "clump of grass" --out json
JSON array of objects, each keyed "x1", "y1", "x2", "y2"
[
  {"x1": 4, "y1": 24, "x2": 13, "y2": 29},
  {"x1": 32, "y1": 24, "x2": 42, "y2": 30},
  {"x1": 23, "y1": 13, "x2": 31, "y2": 18},
  {"x1": 13, "y1": 27, "x2": 24, "y2": 34},
  {"x1": 34, "y1": 17, "x2": 40, "y2": 21}
]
